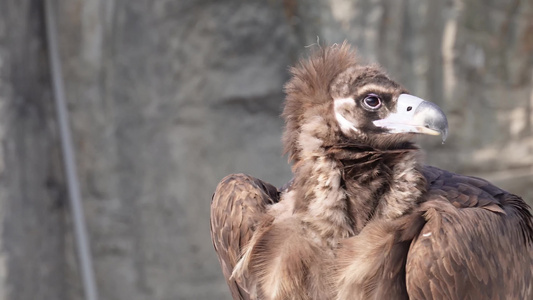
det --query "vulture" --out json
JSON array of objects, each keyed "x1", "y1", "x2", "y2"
[{"x1": 210, "y1": 43, "x2": 533, "y2": 300}]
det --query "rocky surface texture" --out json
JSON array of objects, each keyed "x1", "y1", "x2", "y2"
[{"x1": 0, "y1": 0, "x2": 532, "y2": 299}]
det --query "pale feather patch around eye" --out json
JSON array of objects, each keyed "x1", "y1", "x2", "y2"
[{"x1": 334, "y1": 98, "x2": 359, "y2": 134}]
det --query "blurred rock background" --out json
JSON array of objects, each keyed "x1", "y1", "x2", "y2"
[{"x1": 0, "y1": 0, "x2": 531, "y2": 299}]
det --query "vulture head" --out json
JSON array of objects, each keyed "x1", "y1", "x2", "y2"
[{"x1": 282, "y1": 43, "x2": 448, "y2": 167}]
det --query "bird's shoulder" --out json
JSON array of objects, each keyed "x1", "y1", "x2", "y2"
[
  {"x1": 420, "y1": 165, "x2": 533, "y2": 244},
  {"x1": 421, "y1": 165, "x2": 528, "y2": 214},
  {"x1": 210, "y1": 173, "x2": 282, "y2": 300},
  {"x1": 213, "y1": 174, "x2": 280, "y2": 205},
  {"x1": 211, "y1": 173, "x2": 281, "y2": 255},
  {"x1": 405, "y1": 166, "x2": 533, "y2": 299}
]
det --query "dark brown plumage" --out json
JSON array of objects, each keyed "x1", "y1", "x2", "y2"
[{"x1": 210, "y1": 43, "x2": 533, "y2": 300}]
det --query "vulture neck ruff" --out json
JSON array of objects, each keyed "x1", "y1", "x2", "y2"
[
  {"x1": 327, "y1": 141, "x2": 426, "y2": 231},
  {"x1": 291, "y1": 114, "x2": 426, "y2": 238}
]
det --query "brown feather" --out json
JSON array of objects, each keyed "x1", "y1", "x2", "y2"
[
  {"x1": 210, "y1": 174, "x2": 280, "y2": 299},
  {"x1": 283, "y1": 42, "x2": 359, "y2": 166},
  {"x1": 405, "y1": 167, "x2": 533, "y2": 300}
]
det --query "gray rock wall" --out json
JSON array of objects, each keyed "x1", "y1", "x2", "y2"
[
  {"x1": 59, "y1": 1, "x2": 296, "y2": 299},
  {"x1": 0, "y1": 1, "x2": 67, "y2": 299},
  {"x1": 0, "y1": 0, "x2": 531, "y2": 299}
]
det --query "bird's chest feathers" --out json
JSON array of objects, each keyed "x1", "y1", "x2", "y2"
[
  {"x1": 294, "y1": 155, "x2": 355, "y2": 243},
  {"x1": 293, "y1": 115, "x2": 425, "y2": 240},
  {"x1": 338, "y1": 148, "x2": 426, "y2": 230},
  {"x1": 297, "y1": 143, "x2": 426, "y2": 235}
]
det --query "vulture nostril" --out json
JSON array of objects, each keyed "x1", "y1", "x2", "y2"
[{"x1": 407, "y1": 106, "x2": 412, "y2": 111}]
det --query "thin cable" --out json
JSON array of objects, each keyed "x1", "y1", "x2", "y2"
[{"x1": 44, "y1": 1, "x2": 99, "y2": 300}]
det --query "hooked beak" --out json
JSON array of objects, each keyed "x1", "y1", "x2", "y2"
[{"x1": 373, "y1": 94, "x2": 449, "y2": 142}]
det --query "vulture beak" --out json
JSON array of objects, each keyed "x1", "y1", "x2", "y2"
[{"x1": 373, "y1": 94, "x2": 449, "y2": 142}]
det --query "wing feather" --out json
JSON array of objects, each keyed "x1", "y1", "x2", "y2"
[
  {"x1": 210, "y1": 174, "x2": 280, "y2": 300},
  {"x1": 406, "y1": 166, "x2": 533, "y2": 300}
]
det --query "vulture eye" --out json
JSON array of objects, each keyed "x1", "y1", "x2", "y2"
[{"x1": 362, "y1": 94, "x2": 382, "y2": 110}]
